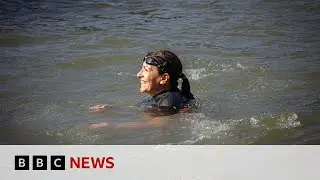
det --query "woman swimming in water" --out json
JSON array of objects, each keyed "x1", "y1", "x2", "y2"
[{"x1": 89, "y1": 50, "x2": 194, "y2": 129}]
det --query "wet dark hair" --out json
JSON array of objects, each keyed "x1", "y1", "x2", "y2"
[{"x1": 145, "y1": 50, "x2": 194, "y2": 100}]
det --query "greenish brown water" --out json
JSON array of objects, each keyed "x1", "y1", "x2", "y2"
[{"x1": 0, "y1": 0, "x2": 319, "y2": 144}]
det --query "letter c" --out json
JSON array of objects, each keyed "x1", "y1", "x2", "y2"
[{"x1": 54, "y1": 159, "x2": 61, "y2": 167}]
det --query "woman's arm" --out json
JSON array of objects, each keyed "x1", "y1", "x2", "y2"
[
  {"x1": 88, "y1": 116, "x2": 169, "y2": 130},
  {"x1": 89, "y1": 104, "x2": 178, "y2": 130}
]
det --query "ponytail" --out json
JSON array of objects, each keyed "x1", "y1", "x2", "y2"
[{"x1": 179, "y1": 73, "x2": 194, "y2": 100}]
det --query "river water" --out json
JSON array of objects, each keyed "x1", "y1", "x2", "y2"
[{"x1": 1, "y1": 0, "x2": 319, "y2": 144}]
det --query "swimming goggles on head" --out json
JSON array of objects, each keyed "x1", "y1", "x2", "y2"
[{"x1": 143, "y1": 56, "x2": 168, "y2": 73}]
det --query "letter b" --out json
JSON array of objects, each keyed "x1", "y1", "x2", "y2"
[
  {"x1": 15, "y1": 156, "x2": 29, "y2": 170},
  {"x1": 33, "y1": 156, "x2": 47, "y2": 170}
]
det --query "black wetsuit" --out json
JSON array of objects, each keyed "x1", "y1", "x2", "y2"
[
  {"x1": 137, "y1": 88, "x2": 191, "y2": 116},
  {"x1": 153, "y1": 88, "x2": 189, "y2": 109}
]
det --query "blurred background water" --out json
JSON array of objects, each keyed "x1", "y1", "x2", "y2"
[{"x1": 0, "y1": 0, "x2": 319, "y2": 144}]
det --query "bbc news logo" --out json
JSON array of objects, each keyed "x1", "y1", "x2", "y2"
[
  {"x1": 15, "y1": 155, "x2": 65, "y2": 170},
  {"x1": 14, "y1": 155, "x2": 115, "y2": 170}
]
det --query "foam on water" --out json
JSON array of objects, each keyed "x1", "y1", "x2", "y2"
[
  {"x1": 185, "y1": 61, "x2": 267, "y2": 80},
  {"x1": 185, "y1": 68, "x2": 217, "y2": 81},
  {"x1": 247, "y1": 76, "x2": 268, "y2": 93},
  {"x1": 174, "y1": 110, "x2": 300, "y2": 145}
]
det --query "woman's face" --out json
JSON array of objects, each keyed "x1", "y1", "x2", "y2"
[{"x1": 137, "y1": 62, "x2": 163, "y2": 96}]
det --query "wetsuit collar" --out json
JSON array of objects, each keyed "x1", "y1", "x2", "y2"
[{"x1": 152, "y1": 88, "x2": 179, "y2": 99}]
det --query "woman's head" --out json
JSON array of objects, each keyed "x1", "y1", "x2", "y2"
[{"x1": 137, "y1": 50, "x2": 194, "y2": 99}]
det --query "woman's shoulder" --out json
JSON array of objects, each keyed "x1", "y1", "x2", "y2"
[
  {"x1": 154, "y1": 90, "x2": 186, "y2": 108},
  {"x1": 135, "y1": 98, "x2": 155, "y2": 108}
]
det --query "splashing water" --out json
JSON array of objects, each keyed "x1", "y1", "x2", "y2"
[{"x1": 172, "y1": 110, "x2": 300, "y2": 145}]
